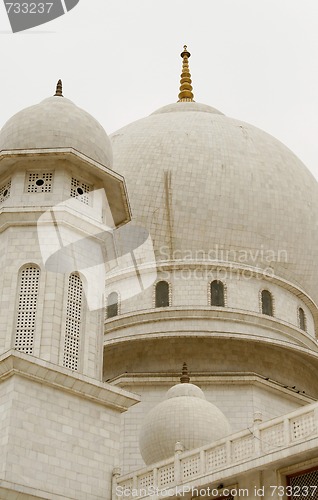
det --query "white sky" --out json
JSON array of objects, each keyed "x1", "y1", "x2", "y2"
[{"x1": 1, "y1": 0, "x2": 318, "y2": 179}]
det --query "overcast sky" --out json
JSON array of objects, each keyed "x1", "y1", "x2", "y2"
[{"x1": 1, "y1": 0, "x2": 318, "y2": 179}]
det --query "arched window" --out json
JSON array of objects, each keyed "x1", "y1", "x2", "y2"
[
  {"x1": 63, "y1": 273, "x2": 83, "y2": 371},
  {"x1": 261, "y1": 290, "x2": 273, "y2": 316},
  {"x1": 210, "y1": 280, "x2": 225, "y2": 307},
  {"x1": 155, "y1": 281, "x2": 170, "y2": 308},
  {"x1": 298, "y1": 307, "x2": 306, "y2": 331},
  {"x1": 15, "y1": 265, "x2": 40, "y2": 354},
  {"x1": 107, "y1": 292, "x2": 119, "y2": 319}
]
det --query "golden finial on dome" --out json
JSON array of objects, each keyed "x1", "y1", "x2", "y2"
[
  {"x1": 180, "y1": 362, "x2": 190, "y2": 383},
  {"x1": 178, "y1": 45, "x2": 194, "y2": 102},
  {"x1": 54, "y1": 79, "x2": 63, "y2": 97}
]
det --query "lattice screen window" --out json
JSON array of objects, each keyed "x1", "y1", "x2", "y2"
[
  {"x1": 27, "y1": 172, "x2": 53, "y2": 193},
  {"x1": 137, "y1": 473, "x2": 154, "y2": 490},
  {"x1": 206, "y1": 445, "x2": 227, "y2": 469},
  {"x1": 287, "y1": 467, "x2": 318, "y2": 499},
  {"x1": 181, "y1": 455, "x2": 200, "y2": 479},
  {"x1": 260, "y1": 423, "x2": 285, "y2": 452},
  {"x1": 291, "y1": 412, "x2": 315, "y2": 441},
  {"x1": 63, "y1": 273, "x2": 83, "y2": 371},
  {"x1": 0, "y1": 180, "x2": 11, "y2": 204},
  {"x1": 70, "y1": 177, "x2": 91, "y2": 205},
  {"x1": 158, "y1": 465, "x2": 175, "y2": 487},
  {"x1": 117, "y1": 481, "x2": 133, "y2": 497},
  {"x1": 232, "y1": 435, "x2": 254, "y2": 461},
  {"x1": 15, "y1": 266, "x2": 40, "y2": 354}
]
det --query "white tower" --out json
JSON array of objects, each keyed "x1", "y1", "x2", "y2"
[{"x1": 0, "y1": 81, "x2": 139, "y2": 499}]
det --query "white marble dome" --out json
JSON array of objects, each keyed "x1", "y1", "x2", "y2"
[
  {"x1": 139, "y1": 381, "x2": 231, "y2": 465},
  {"x1": 0, "y1": 94, "x2": 113, "y2": 167},
  {"x1": 111, "y1": 101, "x2": 318, "y2": 302}
]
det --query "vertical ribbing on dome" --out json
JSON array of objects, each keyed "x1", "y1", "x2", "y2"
[
  {"x1": 180, "y1": 362, "x2": 190, "y2": 383},
  {"x1": 54, "y1": 80, "x2": 63, "y2": 97},
  {"x1": 178, "y1": 45, "x2": 194, "y2": 102}
]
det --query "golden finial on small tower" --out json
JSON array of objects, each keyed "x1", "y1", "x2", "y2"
[
  {"x1": 180, "y1": 362, "x2": 190, "y2": 383},
  {"x1": 54, "y1": 79, "x2": 63, "y2": 97},
  {"x1": 178, "y1": 45, "x2": 194, "y2": 102}
]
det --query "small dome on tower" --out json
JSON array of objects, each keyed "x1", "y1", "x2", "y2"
[
  {"x1": 139, "y1": 364, "x2": 231, "y2": 465},
  {"x1": 0, "y1": 80, "x2": 113, "y2": 167}
]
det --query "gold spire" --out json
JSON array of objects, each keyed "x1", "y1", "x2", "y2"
[
  {"x1": 178, "y1": 45, "x2": 194, "y2": 102},
  {"x1": 54, "y1": 79, "x2": 63, "y2": 97},
  {"x1": 180, "y1": 362, "x2": 190, "y2": 383}
]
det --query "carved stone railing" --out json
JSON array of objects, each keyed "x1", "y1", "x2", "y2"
[{"x1": 113, "y1": 402, "x2": 318, "y2": 499}]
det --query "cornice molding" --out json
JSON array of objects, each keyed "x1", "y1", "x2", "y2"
[{"x1": 0, "y1": 350, "x2": 140, "y2": 412}]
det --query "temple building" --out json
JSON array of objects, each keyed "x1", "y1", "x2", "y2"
[{"x1": 0, "y1": 47, "x2": 318, "y2": 499}]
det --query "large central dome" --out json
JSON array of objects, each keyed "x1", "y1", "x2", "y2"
[{"x1": 110, "y1": 52, "x2": 318, "y2": 303}]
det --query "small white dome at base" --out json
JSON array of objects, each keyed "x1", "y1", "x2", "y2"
[{"x1": 139, "y1": 382, "x2": 231, "y2": 465}]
